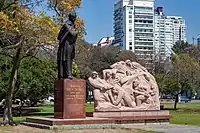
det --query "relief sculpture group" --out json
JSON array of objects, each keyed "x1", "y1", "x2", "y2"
[{"x1": 88, "y1": 60, "x2": 160, "y2": 111}]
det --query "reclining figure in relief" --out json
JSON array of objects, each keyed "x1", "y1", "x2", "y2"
[{"x1": 88, "y1": 60, "x2": 160, "y2": 111}]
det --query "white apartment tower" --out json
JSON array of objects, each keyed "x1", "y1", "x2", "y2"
[
  {"x1": 114, "y1": 0, "x2": 187, "y2": 61},
  {"x1": 114, "y1": 0, "x2": 155, "y2": 63},
  {"x1": 154, "y1": 7, "x2": 173, "y2": 60},
  {"x1": 155, "y1": 7, "x2": 187, "y2": 59},
  {"x1": 168, "y1": 16, "x2": 187, "y2": 44}
]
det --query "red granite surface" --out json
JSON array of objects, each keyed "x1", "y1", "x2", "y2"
[
  {"x1": 27, "y1": 114, "x2": 170, "y2": 126},
  {"x1": 54, "y1": 80, "x2": 86, "y2": 119}
]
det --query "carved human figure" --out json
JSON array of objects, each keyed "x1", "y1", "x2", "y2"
[
  {"x1": 88, "y1": 60, "x2": 160, "y2": 111},
  {"x1": 105, "y1": 71, "x2": 137, "y2": 108},
  {"x1": 145, "y1": 74, "x2": 160, "y2": 109},
  {"x1": 57, "y1": 12, "x2": 78, "y2": 80},
  {"x1": 133, "y1": 75, "x2": 154, "y2": 107},
  {"x1": 131, "y1": 61, "x2": 147, "y2": 72},
  {"x1": 110, "y1": 61, "x2": 127, "y2": 76},
  {"x1": 88, "y1": 71, "x2": 119, "y2": 111}
]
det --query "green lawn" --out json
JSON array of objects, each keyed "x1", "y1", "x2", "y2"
[
  {"x1": 162, "y1": 102, "x2": 200, "y2": 126},
  {"x1": 13, "y1": 103, "x2": 94, "y2": 123},
  {"x1": 170, "y1": 111, "x2": 200, "y2": 126},
  {"x1": 163, "y1": 102, "x2": 200, "y2": 110},
  {"x1": 12, "y1": 102, "x2": 200, "y2": 126}
]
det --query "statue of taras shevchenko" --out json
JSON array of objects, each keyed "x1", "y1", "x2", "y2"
[{"x1": 57, "y1": 12, "x2": 78, "y2": 80}]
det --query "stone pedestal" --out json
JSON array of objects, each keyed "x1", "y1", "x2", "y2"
[
  {"x1": 93, "y1": 110, "x2": 170, "y2": 118},
  {"x1": 54, "y1": 80, "x2": 86, "y2": 119}
]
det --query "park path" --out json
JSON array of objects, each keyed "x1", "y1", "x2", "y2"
[{"x1": 123, "y1": 124, "x2": 200, "y2": 133}]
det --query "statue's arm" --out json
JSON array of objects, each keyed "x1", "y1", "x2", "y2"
[
  {"x1": 66, "y1": 23, "x2": 78, "y2": 36},
  {"x1": 57, "y1": 24, "x2": 67, "y2": 41},
  {"x1": 60, "y1": 30, "x2": 69, "y2": 44},
  {"x1": 88, "y1": 78, "x2": 105, "y2": 90},
  {"x1": 133, "y1": 89, "x2": 149, "y2": 96},
  {"x1": 107, "y1": 90, "x2": 115, "y2": 104},
  {"x1": 114, "y1": 90, "x2": 124, "y2": 105}
]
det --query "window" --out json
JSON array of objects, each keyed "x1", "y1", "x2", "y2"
[
  {"x1": 129, "y1": 20, "x2": 132, "y2": 23},
  {"x1": 129, "y1": 29, "x2": 132, "y2": 32},
  {"x1": 129, "y1": 47, "x2": 132, "y2": 50},
  {"x1": 129, "y1": 42, "x2": 132, "y2": 46},
  {"x1": 129, "y1": 15, "x2": 132, "y2": 18}
]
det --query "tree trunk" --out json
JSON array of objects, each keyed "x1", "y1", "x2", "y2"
[
  {"x1": 174, "y1": 94, "x2": 179, "y2": 110},
  {"x1": 3, "y1": 41, "x2": 23, "y2": 125}
]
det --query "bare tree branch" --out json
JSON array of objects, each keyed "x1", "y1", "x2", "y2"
[
  {"x1": 1, "y1": 38, "x2": 23, "y2": 51},
  {"x1": 1, "y1": 1, "x2": 18, "y2": 11},
  {"x1": 21, "y1": 0, "x2": 43, "y2": 8},
  {"x1": 25, "y1": 42, "x2": 56, "y2": 54},
  {"x1": 51, "y1": 0, "x2": 61, "y2": 17}
]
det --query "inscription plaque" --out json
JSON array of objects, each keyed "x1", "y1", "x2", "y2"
[{"x1": 54, "y1": 80, "x2": 86, "y2": 119}]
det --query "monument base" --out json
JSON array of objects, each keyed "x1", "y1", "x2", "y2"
[
  {"x1": 54, "y1": 79, "x2": 86, "y2": 119},
  {"x1": 93, "y1": 110, "x2": 169, "y2": 118},
  {"x1": 25, "y1": 110, "x2": 170, "y2": 126}
]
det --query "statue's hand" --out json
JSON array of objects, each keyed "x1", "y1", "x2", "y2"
[
  {"x1": 72, "y1": 28, "x2": 76, "y2": 31},
  {"x1": 106, "y1": 85, "x2": 114, "y2": 90}
]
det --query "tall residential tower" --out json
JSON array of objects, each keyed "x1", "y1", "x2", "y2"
[
  {"x1": 114, "y1": 0, "x2": 155, "y2": 63},
  {"x1": 113, "y1": 0, "x2": 187, "y2": 62},
  {"x1": 154, "y1": 7, "x2": 186, "y2": 59}
]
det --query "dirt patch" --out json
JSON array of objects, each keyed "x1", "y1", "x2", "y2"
[{"x1": 0, "y1": 125, "x2": 144, "y2": 133}]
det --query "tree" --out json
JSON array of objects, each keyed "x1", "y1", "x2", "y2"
[
  {"x1": 172, "y1": 40, "x2": 191, "y2": 54},
  {"x1": 0, "y1": 55, "x2": 80, "y2": 113},
  {"x1": 75, "y1": 44, "x2": 140, "y2": 79},
  {"x1": 172, "y1": 54, "x2": 200, "y2": 93},
  {"x1": 116, "y1": 50, "x2": 137, "y2": 62},
  {"x1": 48, "y1": 0, "x2": 84, "y2": 36},
  {"x1": 0, "y1": 55, "x2": 12, "y2": 101},
  {"x1": 0, "y1": 1, "x2": 58, "y2": 124},
  {"x1": 0, "y1": 0, "x2": 84, "y2": 125},
  {"x1": 156, "y1": 54, "x2": 200, "y2": 109},
  {"x1": 16, "y1": 57, "x2": 57, "y2": 107},
  {"x1": 88, "y1": 46, "x2": 119, "y2": 75},
  {"x1": 185, "y1": 45, "x2": 200, "y2": 62}
]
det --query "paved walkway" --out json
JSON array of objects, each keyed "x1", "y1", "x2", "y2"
[{"x1": 123, "y1": 124, "x2": 200, "y2": 133}]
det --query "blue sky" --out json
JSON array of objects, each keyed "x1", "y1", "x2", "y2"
[{"x1": 78, "y1": 0, "x2": 200, "y2": 44}]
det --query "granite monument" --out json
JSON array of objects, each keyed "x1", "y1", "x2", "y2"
[{"x1": 88, "y1": 60, "x2": 160, "y2": 111}]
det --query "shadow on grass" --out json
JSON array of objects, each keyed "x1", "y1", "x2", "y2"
[
  {"x1": 6, "y1": 105, "x2": 54, "y2": 117},
  {"x1": 27, "y1": 112, "x2": 54, "y2": 116},
  {"x1": 162, "y1": 108, "x2": 178, "y2": 111}
]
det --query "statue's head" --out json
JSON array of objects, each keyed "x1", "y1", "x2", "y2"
[
  {"x1": 69, "y1": 12, "x2": 77, "y2": 23},
  {"x1": 105, "y1": 71, "x2": 111, "y2": 78},
  {"x1": 125, "y1": 60, "x2": 132, "y2": 67},
  {"x1": 91, "y1": 71, "x2": 98, "y2": 79}
]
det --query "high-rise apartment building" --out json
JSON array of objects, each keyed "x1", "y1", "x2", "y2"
[
  {"x1": 114, "y1": 0, "x2": 155, "y2": 63},
  {"x1": 167, "y1": 16, "x2": 187, "y2": 44},
  {"x1": 113, "y1": 0, "x2": 186, "y2": 62},
  {"x1": 154, "y1": 7, "x2": 186, "y2": 59},
  {"x1": 154, "y1": 7, "x2": 173, "y2": 60}
]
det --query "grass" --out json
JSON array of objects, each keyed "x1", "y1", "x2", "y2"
[
  {"x1": 163, "y1": 102, "x2": 200, "y2": 110},
  {"x1": 162, "y1": 102, "x2": 200, "y2": 126},
  {"x1": 12, "y1": 103, "x2": 94, "y2": 123},
  {"x1": 11, "y1": 102, "x2": 200, "y2": 127},
  {"x1": 86, "y1": 103, "x2": 94, "y2": 112},
  {"x1": 170, "y1": 111, "x2": 200, "y2": 126},
  {"x1": 13, "y1": 116, "x2": 27, "y2": 123}
]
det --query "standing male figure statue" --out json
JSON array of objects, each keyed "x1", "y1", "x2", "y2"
[{"x1": 57, "y1": 12, "x2": 78, "y2": 80}]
